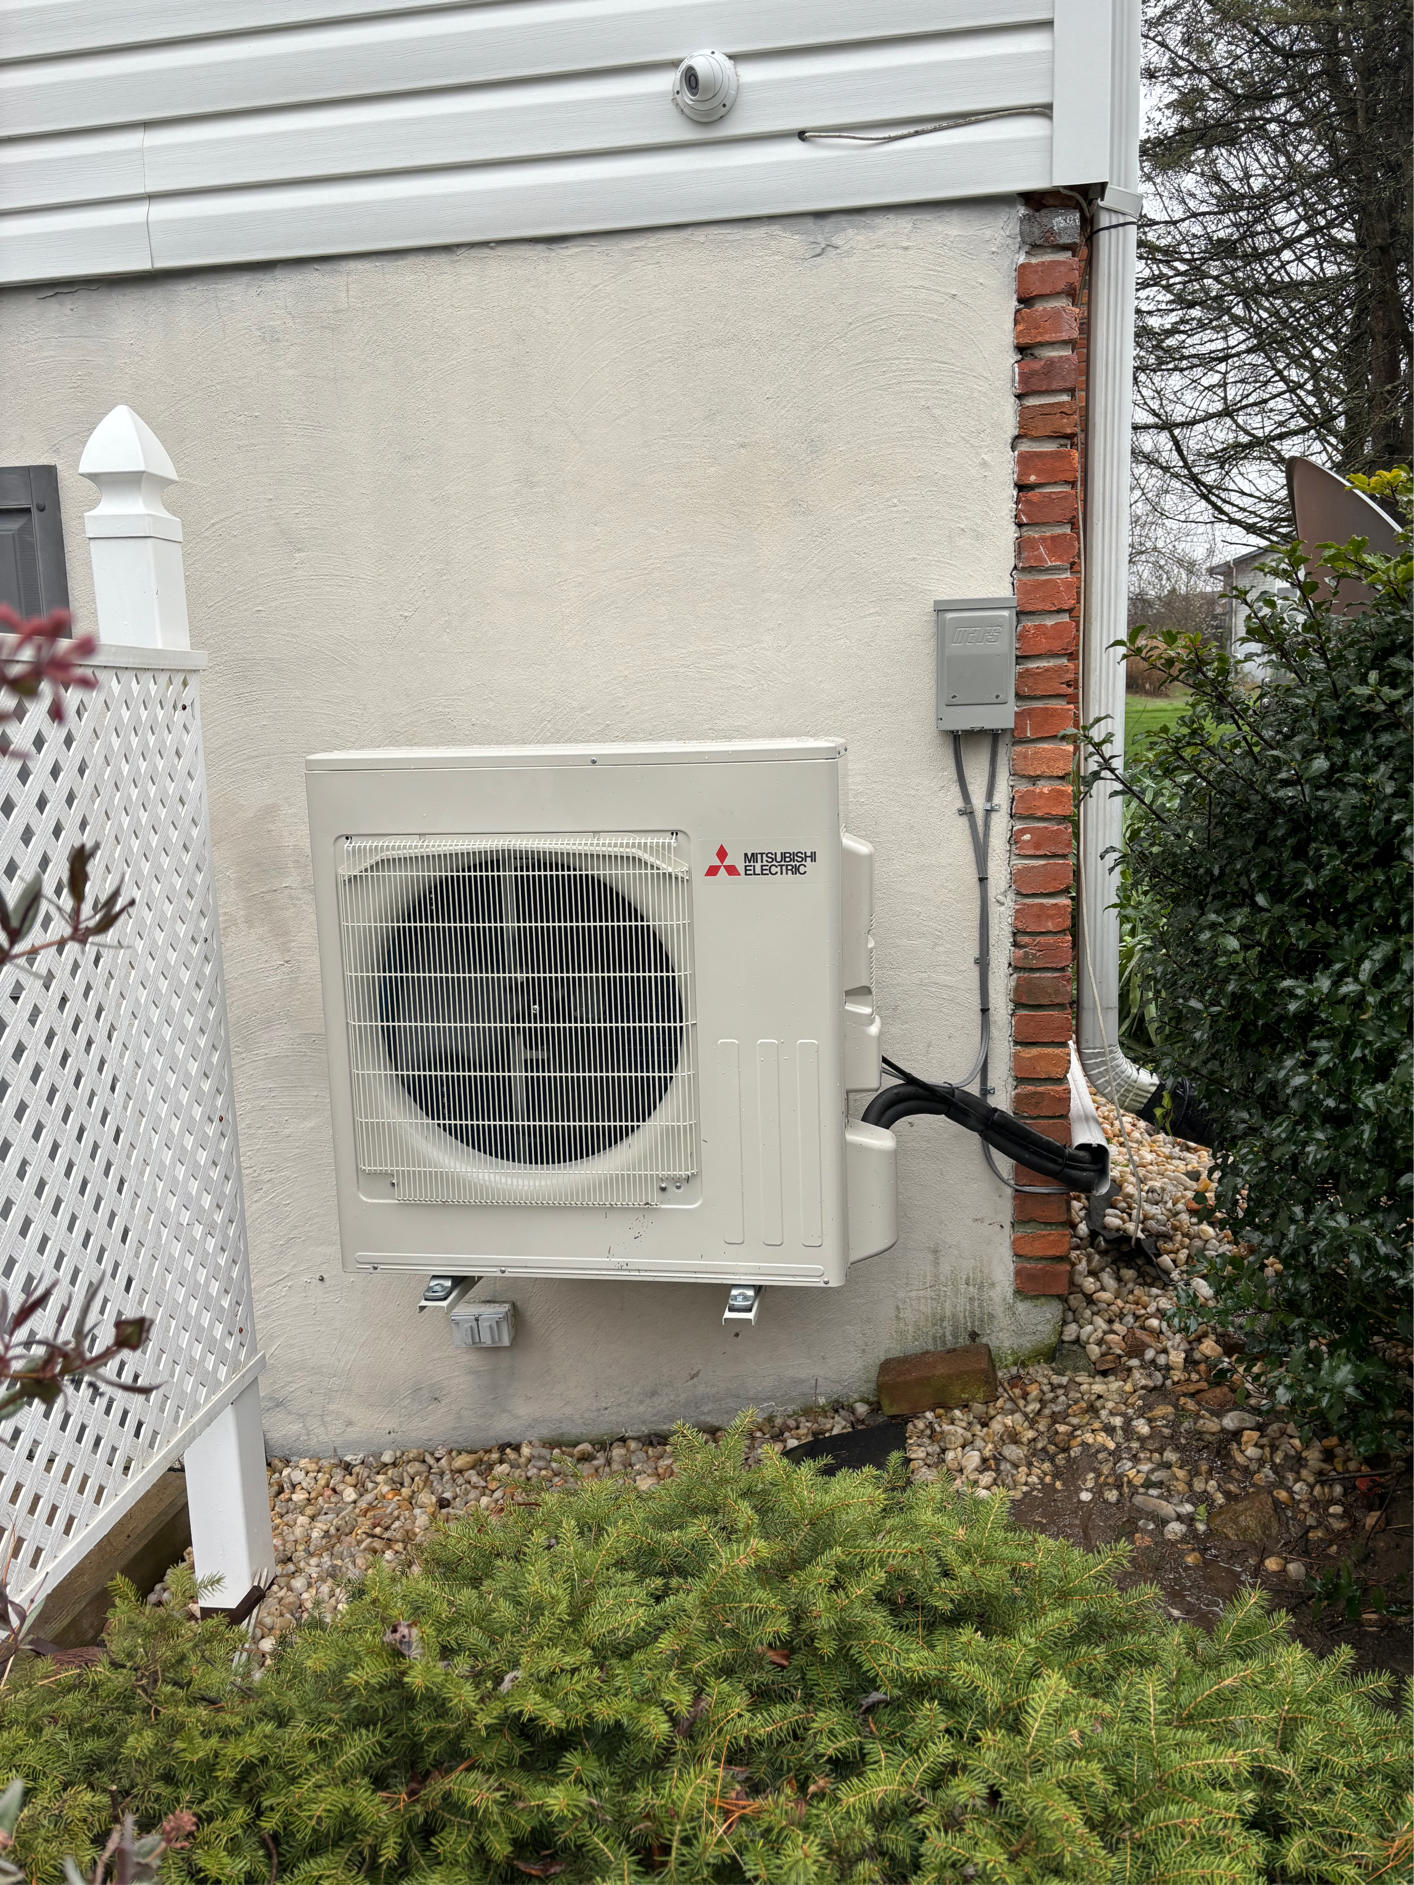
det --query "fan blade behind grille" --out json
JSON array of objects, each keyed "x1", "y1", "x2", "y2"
[{"x1": 378, "y1": 849, "x2": 683, "y2": 1166}]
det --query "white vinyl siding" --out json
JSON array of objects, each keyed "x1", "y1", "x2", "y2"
[{"x1": 0, "y1": 0, "x2": 1121, "y2": 285}]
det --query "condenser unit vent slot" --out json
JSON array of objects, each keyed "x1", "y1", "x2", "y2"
[{"x1": 335, "y1": 832, "x2": 698, "y2": 1207}]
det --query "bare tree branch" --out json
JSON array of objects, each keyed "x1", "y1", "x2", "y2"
[{"x1": 1136, "y1": 0, "x2": 1412, "y2": 539}]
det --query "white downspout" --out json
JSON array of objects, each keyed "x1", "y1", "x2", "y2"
[{"x1": 1076, "y1": 0, "x2": 1159, "y2": 1114}]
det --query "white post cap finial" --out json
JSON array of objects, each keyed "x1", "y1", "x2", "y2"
[
  {"x1": 79, "y1": 404, "x2": 190, "y2": 649},
  {"x1": 80, "y1": 403, "x2": 181, "y2": 541}
]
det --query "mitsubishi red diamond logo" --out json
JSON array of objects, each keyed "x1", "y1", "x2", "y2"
[{"x1": 704, "y1": 844, "x2": 740, "y2": 877}]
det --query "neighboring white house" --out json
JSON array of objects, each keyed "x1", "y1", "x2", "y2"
[
  {"x1": 1209, "y1": 545, "x2": 1288, "y2": 676},
  {"x1": 0, "y1": 2, "x2": 1143, "y2": 1456}
]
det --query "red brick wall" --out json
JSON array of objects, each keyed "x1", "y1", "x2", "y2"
[{"x1": 1010, "y1": 196, "x2": 1088, "y2": 1298}]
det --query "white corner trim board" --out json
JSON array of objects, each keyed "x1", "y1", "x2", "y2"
[{"x1": 0, "y1": 0, "x2": 1127, "y2": 290}]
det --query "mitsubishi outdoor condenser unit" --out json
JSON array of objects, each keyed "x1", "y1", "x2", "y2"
[{"x1": 305, "y1": 741, "x2": 897, "y2": 1287}]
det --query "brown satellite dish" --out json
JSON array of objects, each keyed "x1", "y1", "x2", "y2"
[{"x1": 1286, "y1": 457, "x2": 1400, "y2": 613}]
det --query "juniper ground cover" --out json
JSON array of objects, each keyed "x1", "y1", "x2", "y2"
[{"x1": 5, "y1": 1417, "x2": 1408, "y2": 1884}]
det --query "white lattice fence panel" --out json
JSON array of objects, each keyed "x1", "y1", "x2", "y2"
[{"x1": 0, "y1": 652, "x2": 256, "y2": 1600}]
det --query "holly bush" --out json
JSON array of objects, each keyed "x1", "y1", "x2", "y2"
[
  {"x1": 1092, "y1": 471, "x2": 1412, "y2": 1452},
  {"x1": 3, "y1": 1419, "x2": 1409, "y2": 1884}
]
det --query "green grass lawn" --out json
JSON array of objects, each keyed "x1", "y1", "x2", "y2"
[{"x1": 1125, "y1": 689, "x2": 1189, "y2": 761}]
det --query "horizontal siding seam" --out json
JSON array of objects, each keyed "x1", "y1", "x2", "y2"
[{"x1": 141, "y1": 122, "x2": 155, "y2": 268}]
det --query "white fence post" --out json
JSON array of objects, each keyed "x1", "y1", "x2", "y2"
[
  {"x1": 75, "y1": 403, "x2": 275, "y2": 1614},
  {"x1": 182, "y1": 1383, "x2": 276, "y2": 1610},
  {"x1": 78, "y1": 403, "x2": 190, "y2": 649}
]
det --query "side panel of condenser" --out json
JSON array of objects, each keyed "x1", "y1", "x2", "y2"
[{"x1": 688, "y1": 757, "x2": 847, "y2": 1279}]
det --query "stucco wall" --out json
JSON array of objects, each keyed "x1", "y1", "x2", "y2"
[{"x1": 0, "y1": 202, "x2": 1059, "y2": 1454}]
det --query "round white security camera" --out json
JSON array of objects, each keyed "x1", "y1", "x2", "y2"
[{"x1": 672, "y1": 50, "x2": 739, "y2": 122}]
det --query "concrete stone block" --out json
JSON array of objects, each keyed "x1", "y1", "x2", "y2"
[{"x1": 877, "y1": 1343, "x2": 997, "y2": 1416}]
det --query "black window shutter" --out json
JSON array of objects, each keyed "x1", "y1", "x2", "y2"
[{"x1": 0, "y1": 465, "x2": 70, "y2": 623}]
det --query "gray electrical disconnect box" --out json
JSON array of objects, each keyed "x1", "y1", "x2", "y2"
[{"x1": 935, "y1": 596, "x2": 1017, "y2": 731}]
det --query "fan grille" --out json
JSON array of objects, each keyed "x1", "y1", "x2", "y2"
[{"x1": 336, "y1": 834, "x2": 698, "y2": 1205}]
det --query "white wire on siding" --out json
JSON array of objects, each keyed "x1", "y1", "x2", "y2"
[
  {"x1": 0, "y1": 656, "x2": 257, "y2": 1599},
  {"x1": 336, "y1": 833, "x2": 698, "y2": 1209}
]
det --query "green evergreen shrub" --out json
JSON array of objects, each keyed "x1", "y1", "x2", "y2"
[
  {"x1": 4, "y1": 1419, "x2": 1409, "y2": 1884},
  {"x1": 1091, "y1": 472, "x2": 1413, "y2": 1452}
]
